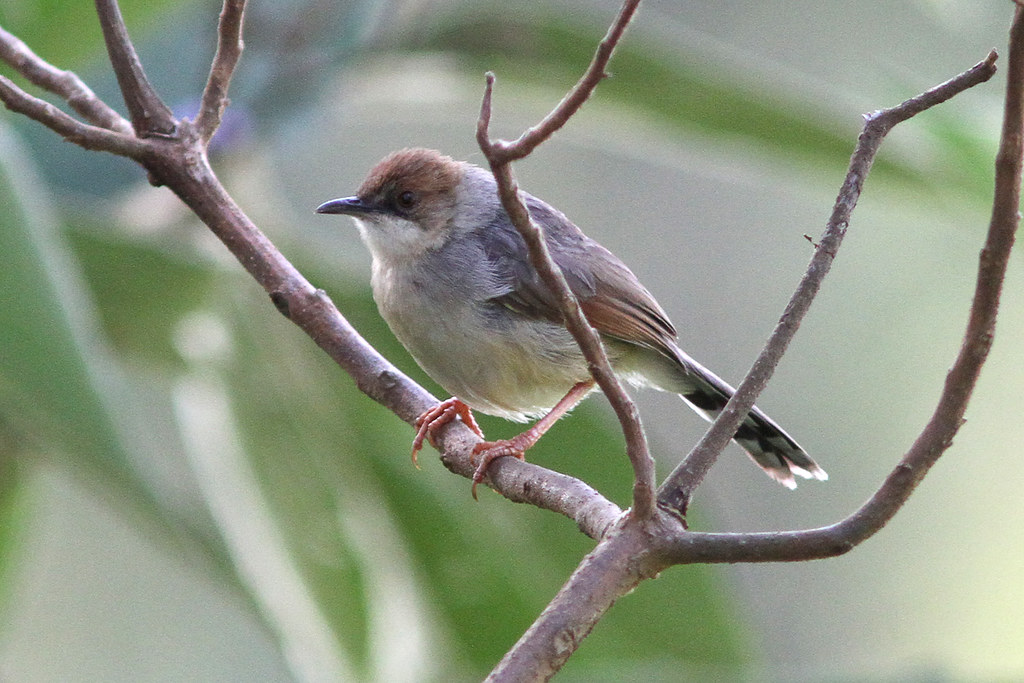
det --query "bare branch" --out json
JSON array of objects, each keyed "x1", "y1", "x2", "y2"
[
  {"x1": 654, "y1": 37, "x2": 1012, "y2": 562},
  {"x1": 0, "y1": 24, "x2": 132, "y2": 134},
  {"x1": 0, "y1": 73, "x2": 148, "y2": 158},
  {"x1": 476, "y1": 0, "x2": 656, "y2": 519},
  {"x1": 485, "y1": 0, "x2": 641, "y2": 164},
  {"x1": 195, "y1": 0, "x2": 247, "y2": 143},
  {"x1": 486, "y1": 511, "x2": 664, "y2": 682},
  {"x1": 657, "y1": 49, "x2": 999, "y2": 515},
  {"x1": 485, "y1": 43, "x2": 1005, "y2": 680},
  {"x1": 94, "y1": 0, "x2": 176, "y2": 136}
]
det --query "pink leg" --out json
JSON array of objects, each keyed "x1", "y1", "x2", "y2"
[
  {"x1": 471, "y1": 380, "x2": 594, "y2": 499},
  {"x1": 411, "y1": 397, "x2": 484, "y2": 468}
]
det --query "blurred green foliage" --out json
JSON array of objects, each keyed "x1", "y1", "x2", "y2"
[
  {"x1": 409, "y1": 12, "x2": 996, "y2": 201},
  {"x1": 0, "y1": 1, "x2": 1016, "y2": 681},
  {"x1": 0, "y1": 3, "x2": 752, "y2": 676}
]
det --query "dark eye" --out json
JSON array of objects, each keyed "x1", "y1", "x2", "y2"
[{"x1": 396, "y1": 190, "x2": 417, "y2": 210}]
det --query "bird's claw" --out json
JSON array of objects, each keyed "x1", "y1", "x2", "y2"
[
  {"x1": 470, "y1": 439, "x2": 526, "y2": 500},
  {"x1": 411, "y1": 399, "x2": 531, "y2": 500},
  {"x1": 411, "y1": 398, "x2": 484, "y2": 468}
]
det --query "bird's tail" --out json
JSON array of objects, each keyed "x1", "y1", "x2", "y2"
[{"x1": 663, "y1": 347, "x2": 827, "y2": 489}]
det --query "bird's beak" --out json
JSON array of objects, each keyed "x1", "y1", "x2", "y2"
[{"x1": 315, "y1": 196, "x2": 375, "y2": 216}]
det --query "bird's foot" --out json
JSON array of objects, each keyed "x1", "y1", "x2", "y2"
[
  {"x1": 470, "y1": 434, "x2": 535, "y2": 500},
  {"x1": 411, "y1": 398, "x2": 484, "y2": 468}
]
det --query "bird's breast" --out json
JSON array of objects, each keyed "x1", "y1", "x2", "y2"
[{"x1": 370, "y1": 259, "x2": 591, "y2": 420}]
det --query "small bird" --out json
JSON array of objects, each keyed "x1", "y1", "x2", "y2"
[{"x1": 317, "y1": 148, "x2": 826, "y2": 495}]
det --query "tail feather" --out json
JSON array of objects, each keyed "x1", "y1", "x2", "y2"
[
  {"x1": 733, "y1": 409, "x2": 827, "y2": 489},
  {"x1": 674, "y1": 355, "x2": 827, "y2": 489}
]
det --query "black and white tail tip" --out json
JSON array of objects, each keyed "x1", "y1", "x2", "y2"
[
  {"x1": 680, "y1": 378, "x2": 827, "y2": 489},
  {"x1": 733, "y1": 410, "x2": 828, "y2": 489}
]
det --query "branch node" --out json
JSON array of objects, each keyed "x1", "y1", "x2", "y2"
[
  {"x1": 270, "y1": 291, "x2": 290, "y2": 318},
  {"x1": 95, "y1": 0, "x2": 177, "y2": 137}
]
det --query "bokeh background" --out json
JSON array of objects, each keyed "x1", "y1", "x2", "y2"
[{"x1": 0, "y1": 1, "x2": 1020, "y2": 680}]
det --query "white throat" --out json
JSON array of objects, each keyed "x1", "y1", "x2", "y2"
[{"x1": 353, "y1": 214, "x2": 448, "y2": 266}]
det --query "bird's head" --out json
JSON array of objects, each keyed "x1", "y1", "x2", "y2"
[{"x1": 316, "y1": 148, "x2": 467, "y2": 263}]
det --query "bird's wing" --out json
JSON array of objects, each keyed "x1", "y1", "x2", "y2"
[{"x1": 483, "y1": 193, "x2": 679, "y2": 359}]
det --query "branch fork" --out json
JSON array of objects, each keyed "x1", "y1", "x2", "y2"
[{"x1": 0, "y1": 0, "x2": 1017, "y2": 680}]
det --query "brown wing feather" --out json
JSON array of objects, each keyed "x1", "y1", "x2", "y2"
[{"x1": 579, "y1": 288, "x2": 678, "y2": 359}]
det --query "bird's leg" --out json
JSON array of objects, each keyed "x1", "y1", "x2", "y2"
[
  {"x1": 471, "y1": 380, "x2": 594, "y2": 499},
  {"x1": 411, "y1": 397, "x2": 484, "y2": 468}
]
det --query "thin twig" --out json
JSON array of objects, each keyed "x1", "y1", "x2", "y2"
[
  {"x1": 0, "y1": 74, "x2": 148, "y2": 158},
  {"x1": 195, "y1": 0, "x2": 247, "y2": 143},
  {"x1": 0, "y1": 24, "x2": 132, "y2": 135},
  {"x1": 476, "y1": 0, "x2": 656, "y2": 519},
  {"x1": 657, "y1": 49, "x2": 999, "y2": 515},
  {"x1": 487, "y1": 0, "x2": 641, "y2": 164},
  {"x1": 94, "y1": 0, "x2": 176, "y2": 136}
]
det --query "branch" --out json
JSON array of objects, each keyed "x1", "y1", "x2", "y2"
[
  {"x1": 0, "y1": 24, "x2": 131, "y2": 134},
  {"x1": 486, "y1": 0, "x2": 641, "y2": 164},
  {"x1": 484, "y1": 43, "x2": 1005, "y2": 681},
  {"x1": 94, "y1": 0, "x2": 176, "y2": 136},
  {"x1": 0, "y1": 73, "x2": 148, "y2": 158},
  {"x1": 657, "y1": 34, "x2": 1014, "y2": 559},
  {"x1": 195, "y1": 0, "x2": 247, "y2": 143},
  {"x1": 657, "y1": 49, "x2": 1000, "y2": 514},
  {"x1": 476, "y1": 0, "x2": 657, "y2": 520}
]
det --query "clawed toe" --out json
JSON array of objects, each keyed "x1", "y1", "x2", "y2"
[
  {"x1": 470, "y1": 440, "x2": 526, "y2": 500},
  {"x1": 411, "y1": 398, "x2": 484, "y2": 468},
  {"x1": 410, "y1": 400, "x2": 540, "y2": 500}
]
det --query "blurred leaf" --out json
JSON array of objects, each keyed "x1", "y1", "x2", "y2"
[
  {"x1": 406, "y1": 11, "x2": 995, "y2": 201},
  {"x1": 1, "y1": 0, "x2": 119, "y2": 68},
  {"x1": 0, "y1": 122, "x2": 238, "y2": 583},
  {"x1": 66, "y1": 226, "x2": 215, "y2": 369},
  {"x1": 0, "y1": 123, "x2": 129, "y2": 478},
  {"x1": 0, "y1": 434, "x2": 30, "y2": 621}
]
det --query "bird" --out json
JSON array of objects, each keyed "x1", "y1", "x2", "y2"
[{"x1": 316, "y1": 148, "x2": 826, "y2": 496}]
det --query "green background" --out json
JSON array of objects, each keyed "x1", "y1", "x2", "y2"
[{"x1": 0, "y1": 1, "x2": 1019, "y2": 680}]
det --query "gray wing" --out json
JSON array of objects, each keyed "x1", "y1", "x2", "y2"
[{"x1": 480, "y1": 193, "x2": 681, "y2": 360}]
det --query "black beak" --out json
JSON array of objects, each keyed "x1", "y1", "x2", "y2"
[{"x1": 315, "y1": 196, "x2": 375, "y2": 216}]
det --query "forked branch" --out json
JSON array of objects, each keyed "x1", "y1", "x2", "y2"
[
  {"x1": 0, "y1": 24, "x2": 131, "y2": 134},
  {"x1": 658, "y1": 48, "x2": 1000, "y2": 514},
  {"x1": 484, "y1": 0, "x2": 641, "y2": 164},
  {"x1": 480, "y1": 24, "x2": 1006, "y2": 683},
  {"x1": 0, "y1": 1, "x2": 1017, "y2": 681}
]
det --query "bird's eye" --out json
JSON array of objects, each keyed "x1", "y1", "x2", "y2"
[{"x1": 396, "y1": 190, "x2": 417, "y2": 210}]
